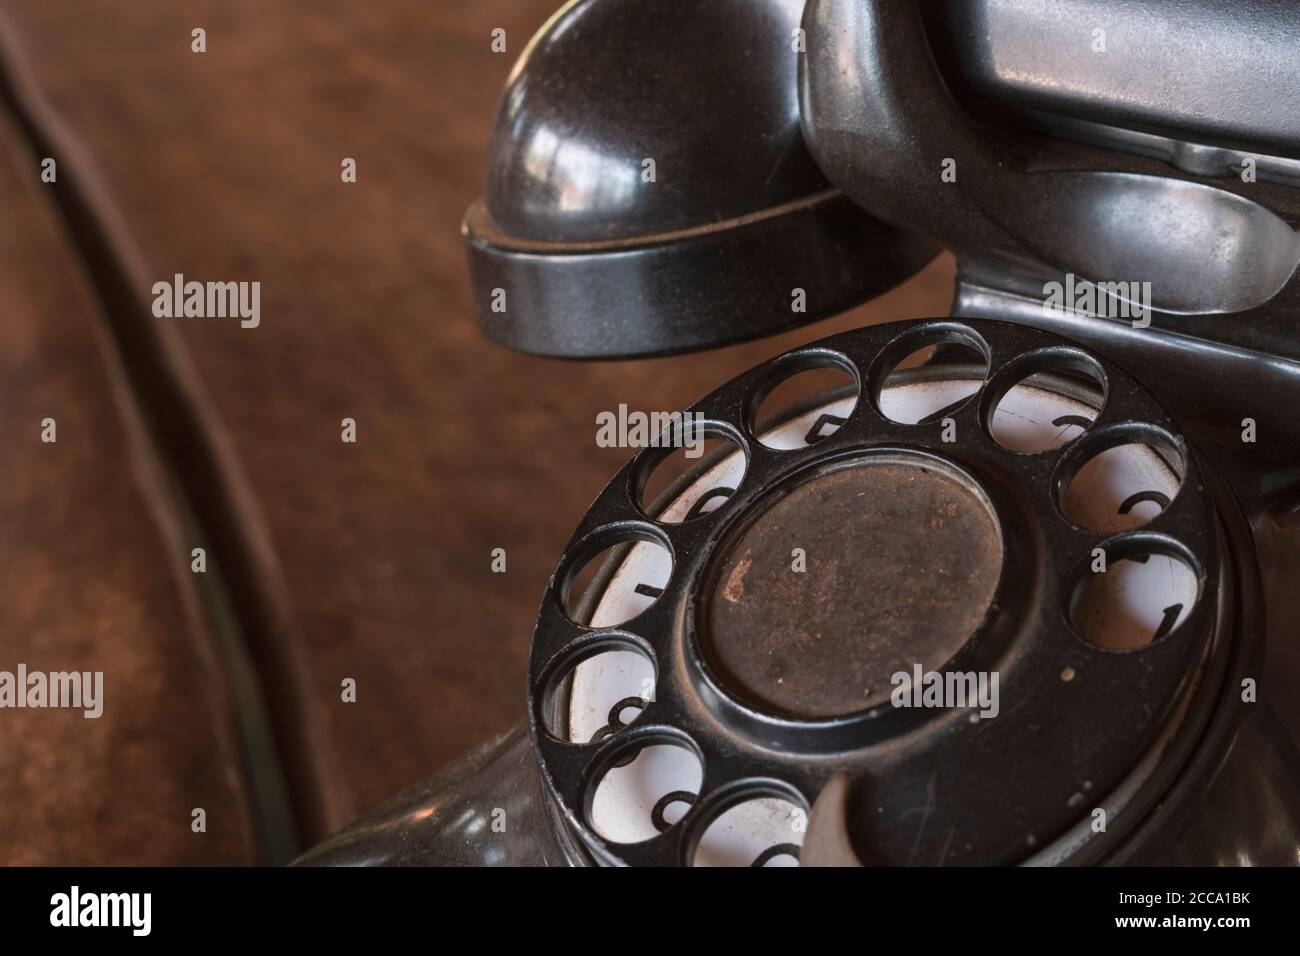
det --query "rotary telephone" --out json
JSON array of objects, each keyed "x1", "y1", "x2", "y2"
[{"x1": 299, "y1": 0, "x2": 1300, "y2": 866}]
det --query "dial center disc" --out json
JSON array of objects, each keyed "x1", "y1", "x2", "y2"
[{"x1": 704, "y1": 453, "x2": 1003, "y2": 719}]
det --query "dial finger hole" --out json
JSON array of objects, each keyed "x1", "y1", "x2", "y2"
[
  {"x1": 872, "y1": 323, "x2": 991, "y2": 425},
  {"x1": 588, "y1": 740, "x2": 703, "y2": 844},
  {"x1": 746, "y1": 350, "x2": 860, "y2": 450},
  {"x1": 560, "y1": 527, "x2": 672, "y2": 627},
  {"x1": 1058, "y1": 425, "x2": 1186, "y2": 533},
  {"x1": 539, "y1": 634, "x2": 656, "y2": 742},
  {"x1": 987, "y1": 349, "x2": 1107, "y2": 453},
  {"x1": 692, "y1": 792, "x2": 808, "y2": 867},
  {"x1": 1070, "y1": 540, "x2": 1199, "y2": 649},
  {"x1": 635, "y1": 422, "x2": 747, "y2": 523}
]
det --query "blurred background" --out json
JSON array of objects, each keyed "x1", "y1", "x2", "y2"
[{"x1": 0, "y1": 0, "x2": 952, "y2": 864}]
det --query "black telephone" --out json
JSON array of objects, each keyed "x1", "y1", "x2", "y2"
[{"x1": 300, "y1": 0, "x2": 1300, "y2": 866}]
